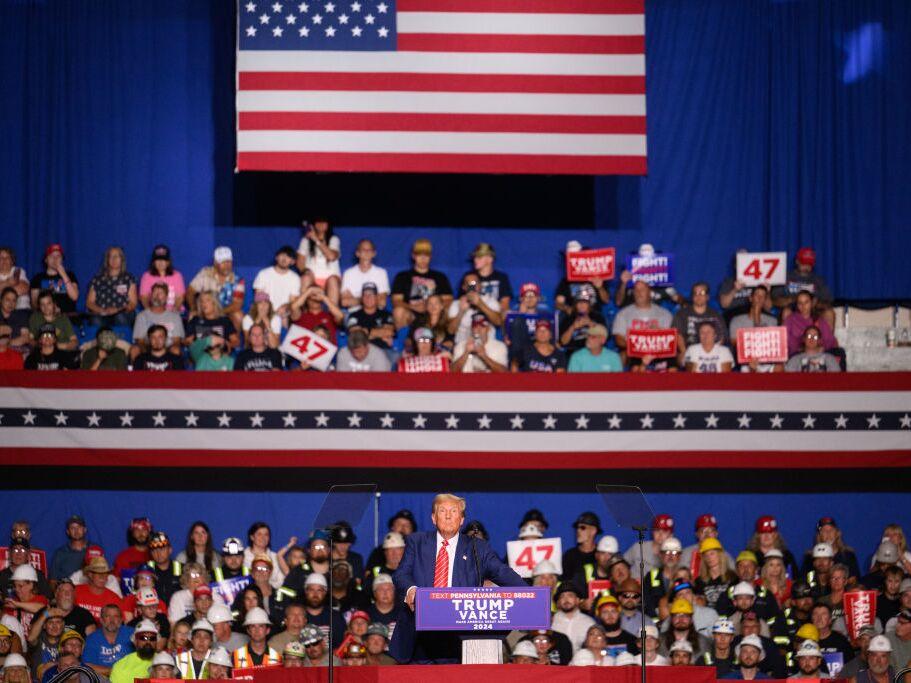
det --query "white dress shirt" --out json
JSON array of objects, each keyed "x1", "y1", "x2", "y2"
[{"x1": 551, "y1": 609, "x2": 596, "y2": 652}]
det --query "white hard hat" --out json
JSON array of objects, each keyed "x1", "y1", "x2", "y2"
[
  {"x1": 2, "y1": 654, "x2": 28, "y2": 670},
  {"x1": 382, "y1": 532, "x2": 405, "y2": 549},
  {"x1": 243, "y1": 607, "x2": 271, "y2": 626},
  {"x1": 713, "y1": 618, "x2": 736, "y2": 635},
  {"x1": 149, "y1": 651, "x2": 176, "y2": 669},
  {"x1": 213, "y1": 246, "x2": 233, "y2": 264},
  {"x1": 735, "y1": 634, "x2": 765, "y2": 661},
  {"x1": 670, "y1": 640, "x2": 694, "y2": 654},
  {"x1": 796, "y1": 639, "x2": 822, "y2": 659},
  {"x1": 208, "y1": 647, "x2": 234, "y2": 668},
  {"x1": 732, "y1": 581, "x2": 756, "y2": 598},
  {"x1": 519, "y1": 524, "x2": 543, "y2": 540},
  {"x1": 660, "y1": 537, "x2": 683, "y2": 553},
  {"x1": 571, "y1": 649, "x2": 596, "y2": 666},
  {"x1": 134, "y1": 619, "x2": 160, "y2": 636},
  {"x1": 191, "y1": 619, "x2": 214, "y2": 634},
  {"x1": 137, "y1": 587, "x2": 159, "y2": 607},
  {"x1": 644, "y1": 624, "x2": 659, "y2": 640},
  {"x1": 763, "y1": 548, "x2": 783, "y2": 559},
  {"x1": 597, "y1": 535, "x2": 619, "y2": 554},
  {"x1": 511, "y1": 640, "x2": 537, "y2": 659},
  {"x1": 305, "y1": 572, "x2": 328, "y2": 589},
  {"x1": 206, "y1": 603, "x2": 233, "y2": 624},
  {"x1": 812, "y1": 543, "x2": 834, "y2": 559},
  {"x1": 532, "y1": 560, "x2": 557, "y2": 577},
  {"x1": 372, "y1": 573, "x2": 394, "y2": 589},
  {"x1": 11, "y1": 564, "x2": 38, "y2": 582},
  {"x1": 868, "y1": 635, "x2": 892, "y2": 653}
]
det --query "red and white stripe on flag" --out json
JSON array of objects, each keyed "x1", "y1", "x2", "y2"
[{"x1": 236, "y1": 0, "x2": 647, "y2": 175}]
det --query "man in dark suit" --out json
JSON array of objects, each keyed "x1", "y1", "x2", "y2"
[{"x1": 390, "y1": 493, "x2": 526, "y2": 663}]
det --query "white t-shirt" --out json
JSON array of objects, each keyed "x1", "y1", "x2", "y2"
[
  {"x1": 341, "y1": 264, "x2": 390, "y2": 298},
  {"x1": 297, "y1": 235, "x2": 341, "y2": 280},
  {"x1": 452, "y1": 338, "x2": 508, "y2": 373},
  {"x1": 448, "y1": 299, "x2": 502, "y2": 346},
  {"x1": 242, "y1": 313, "x2": 283, "y2": 336},
  {"x1": 252, "y1": 267, "x2": 302, "y2": 309},
  {"x1": 683, "y1": 343, "x2": 733, "y2": 372}
]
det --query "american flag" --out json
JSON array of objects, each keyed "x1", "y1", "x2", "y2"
[
  {"x1": 1, "y1": 372, "x2": 909, "y2": 471},
  {"x1": 235, "y1": 0, "x2": 647, "y2": 175}
]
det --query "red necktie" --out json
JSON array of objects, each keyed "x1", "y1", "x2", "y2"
[{"x1": 433, "y1": 539, "x2": 450, "y2": 587}]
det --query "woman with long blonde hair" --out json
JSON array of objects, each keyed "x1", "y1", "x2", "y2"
[
  {"x1": 758, "y1": 549, "x2": 792, "y2": 609},
  {"x1": 185, "y1": 291, "x2": 239, "y2": 351}
]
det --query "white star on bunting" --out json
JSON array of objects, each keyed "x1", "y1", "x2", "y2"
[
  {"x1": 185, "y1": 413, "x2": 199, "y2": 427},
  {"x1": 705, "y1": 414, "x2": 719, "y2": 428},
  {"x1": 477, "y1": 415, "x2": 492, "y2": 429},
  {"x1": 283, "y1": 413, "x2": 297, "y2": 427},
  {"x1": 351, "y1": 26, "x2": 362, "y2": 36},
  {"x1": 380, "y1": 413, "x2": 394, "y2": 428},
  {"x1": 867, "y1": 414, "x2": 881, "y2": 429},
  {"x1": 347, "y1": 413, "x2": 362, "y2": 428},
  {"x1": 737, "y1": 414, "x2": 751, "y2": 429},
  {"x1": 23, "y1": 410, "x2": 36, "y2": 425},
  {"x1": 769, "y1": 414, "x2": 784, "y2": 429},
  {"x1": 87, "y1": 412, "x2": 101, "y2": 427},
  {"x1": 119, "y1": 412, "x2": 134, "y2": 427},
  {"x1": 250, "y1": 413, "x2": 265, "y2": 428},
  {"x1": 259, "y1": 13, "x2": 270, "y2": 24},
  {"x1": 54, "y1": 412, "x2": 68, "y2": 426},
  {"x1": 152, "y1": 412, "x2": 167, "y2": 427},
  {"x1": 245, "y1": 1, "x2": 257, "y2": 11},
  {"x1": 444, "y1": 414, "x2": 459, "y2": 429},
  {"x1": 834, "y1": 414, "x2": 848, "y2": 429},
  {"x1": 575, "y1": 415, "x2": 590, "y2": 430},
  {"x1": 246, "y1": 26, "x2": 257, "y2": 36},
  {"x1": 672, "y1": 414, "x2": 686, "y2": 429},
  {"x1": 412, "y1": 414, "x2": 427, "y2": 429},
  {"x1": 542, "y1": 415, "x2": 557, "y2": 430},
  {"x1": 272, "y1": 26, "x2": 283, "y2": 36},
  {"x1": 510, "y1": 415, "x2": 524, "y2": 430},
  {"x1": 315, "y1": 412, "x2": 330, "y2": 427},
  {"x1": 802, "y1": 414, "x2": 816, "y2": 429},
  {"x1": 900, "y1": 414, "x2": 911, "y2": 429},
  {"x1": 639, "y1": 414, "x2": 654, "y2": 429},
  {"x1": 608, "y1": 414, "x2": 622, "y2": 429}
]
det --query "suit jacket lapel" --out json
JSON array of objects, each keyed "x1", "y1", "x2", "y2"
[{"x1": 453, "y1": 534, "x2": 470, "y2": 587}]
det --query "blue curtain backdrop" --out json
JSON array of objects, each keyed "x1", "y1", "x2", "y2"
[
  {"x1": 1, "y1": 490, "x2": 908, "y2": 577},
  {"x1": 1, "y1": 0, "x2": 909, "y2": 301}
]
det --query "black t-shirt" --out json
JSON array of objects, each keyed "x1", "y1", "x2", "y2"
[
  {"x1": 62, "y1": 606, "x2": 96, "y2": 637},
  {"x1": 367, "y1": 603, "x2": 400, "y2": 626},
  {"x1": 458, "y1": 269, "x2": 514, "y2": 302},
  {"x1": 234, "y1": 348, "x2": 284, "y2": 371},
  {"x1": 518, "y1": 345, "x2": 567, "y2": 373},
  {"x1": 133, "y1": 351, "x2": 185, "y2": 371},
  {"x1": 672, "y1": 306, "x2": 727, "y2": 346},
  {"x1": 557, "y1": 310, "x2": 607, "y2": 354},
  {"x1": 30, "y1": 269, "x2": 79, "y2": 313},
  {"x1": 24, "y1": 349, "x2": 73, "y2": 371},
  {"x1": 391, "y1": 268, "x2": 452, "y2": 304},
  {"x1": 346, "y1": 308, "x2": 394, "y2": 348},
  {"x1": 186, "y1": 316, "x2": 235, "y2": 341},
  {"x1": 602, "y1": 627, "x2": 640, "y2": 656}
]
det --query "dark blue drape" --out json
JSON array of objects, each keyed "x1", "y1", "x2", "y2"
[{"x1": 1, "y1": 0, "x2": 909, "y2": 300}]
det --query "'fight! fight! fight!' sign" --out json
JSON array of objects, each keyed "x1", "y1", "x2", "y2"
[
  {"x1": 415, "y1": 587, "x2": 552, "y2": 631},
  {"x1": 737, "y1": 326, "x2": 788, "y2": 364}
]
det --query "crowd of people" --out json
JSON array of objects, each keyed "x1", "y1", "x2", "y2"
[
  {"x1": 1, "y1": 510, "x2": 909, "y2": 680},
  {"x1": 0, "y1": 230, "x2": 846, "y2": 373}
]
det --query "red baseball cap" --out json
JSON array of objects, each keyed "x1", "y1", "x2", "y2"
[
  {"x1": 45, "y1": 244, "x2": 64, "y2": 258},
  {"x1": 695, "y1": 514, "x2": 718, "y2": 531},
  {"x1": 349, "y1": 610, "x2": 371, "y2": 624},
  {"x1": 755, "y1": 516, "x2": 778, "y2": 533},
  {"x1": 796, "y1": 247, "x2": 816, "y2": 266},
  {"x1": 653, "y1": 514, "x2": 674, "y2": 531},
  {"x1": 520, "y1": 282, "x2": 541, "y2": 297},
  {"x1": 193, "y1": 585, "x2": 213, "y2": 598},
  {"x1": 535, "y1": 318, "x2": 552, "y2": 330},
  {"x1": 131, "y1": 517, "x2": 152, "y2": 531},
  {"x1": 84, "y1": 545, "x2": 104, "y2": 563}
]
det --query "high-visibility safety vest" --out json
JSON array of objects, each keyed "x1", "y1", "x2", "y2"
[
  {"x1": 147, "y1": 559, "x2": 183, "y2": 576},
  {"x1": 231, "y1": 645, "x2": 282, "y2": 669},
  {"x1": 175, "y1": 650, "x2": 211, "y2": 679},
  {"x1": 212, "y1": 565, "x2": 250, "y2": 582}
]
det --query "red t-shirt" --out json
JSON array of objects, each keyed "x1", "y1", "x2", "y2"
[
  {"x1": 0, "y1": 349, "x2": 24, "y2": 370},
  {"x1": 4, "y1": 594, "x2": 48, "y2": 635},
  {"x1": 74, "y1": 584, "x2": 123, "y2": 624},
  {"x1": 293, "y1": 311, "x2": 337, "y2": 344},
  {"x1": 113, "y1": 547, "x2": 150, "y2": 576}
]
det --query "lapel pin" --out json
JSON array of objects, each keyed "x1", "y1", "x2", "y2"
[{"x1": 462, "y1": 555, "x2": 467, "y2": 560}]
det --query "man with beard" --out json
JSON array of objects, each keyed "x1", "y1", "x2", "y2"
[
  {"x1": 300, "y1": 624, "x2": 341, "y2": 667},
  {"x1": 790, "y1": 640, "x2": 827, "y2": 679},
  {"x1": 329, "y1": 561, "x2": 368, "y2": 614},
  {"x1": 856, "y1": 635, "x2": 894, "y2": 683},
  {"x1": 365, "y1": 533, "x2": 405, "y2": 595},
  {"x1": 51, "y1": 516, "x2": 90, "y2": 584},
  {"x1": 113, "y1": 518, "x2": 152, "y2": 576},
  {"x1": 593, "y1": 595, "x2": 639, "y2": 656},
  {"x1": 615, "y1": 577, "x2": 644, "y2": 638},
  {"x1": 721, "y1": 634, "x2": 771, "y2": 680},
  {"x1": 301, "y1": 573, "x2": 345, "y2": 644},
  {"x1": 660, "y1": 598, "x2": 711, "y2": 660},
  {"x1": 109, "y1": 619, "x2": 158, "y2": 683},
  {"x1": 145, "y1": 532, "x2": 182, "y2": 604},
  {"x1": 643, "y1": 537, "x2": 684, "y2": 617},
  {"x1": 29, "y1": 580, "x2": 95, "y2": 640},
  {"x1": 282, "y1": 533, "x2": 330, "y2": 596},
  {"x1": 213, "y1": 538, "x2": 249, "y2": 583},
  {"x1": 550, "y1": 584, "x2": 595, "y2": 652},
  {"x1": 83, "y1": 604, "x2": 132, "y2": 675}
]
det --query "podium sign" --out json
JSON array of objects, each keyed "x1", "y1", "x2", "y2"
[{"x1": 415, "y1": 586, "x2": 551, "y2": 632}]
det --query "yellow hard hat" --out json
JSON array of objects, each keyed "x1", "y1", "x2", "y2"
[
  {"x1": 796, "y1": 623, "x2": 820, "y2": 641},
  {"x1": 699, "y1": 538, "x2": 724, "y2": 554},
  {"x1": 595, "y1": 594, "x2": 620, "y2": 611},
  {"x1": 670, "y1": 597, "x2": 694, "y2": 615}
]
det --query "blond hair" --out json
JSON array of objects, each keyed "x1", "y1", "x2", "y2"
[{"x1": 432, "y1": 493, "x2": 466, "y2": 515}]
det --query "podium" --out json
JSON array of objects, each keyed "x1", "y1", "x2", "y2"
[{"x1": 414, "y1": 586, "x2": 552, "y2": 664}]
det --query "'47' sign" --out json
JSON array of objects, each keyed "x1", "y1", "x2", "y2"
[
  {"x1": 736, "y1": 251, "x2": 787, "y2": 286},
  {"x1": 280, "y1": 324, "x2": 337, "y2": 371},
  {"x1": 506, "y1": 537, "x2": 563, "y2": 578}
]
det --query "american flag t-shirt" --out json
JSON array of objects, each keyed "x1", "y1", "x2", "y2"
[{"x1": 236, "y1": 0, "x2": 647, "y2": 175}]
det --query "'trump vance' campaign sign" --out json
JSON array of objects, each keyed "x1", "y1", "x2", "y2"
[
  {"x1": 626, "y1": 329, "x2": 678, "y2": 358},
  {"x1": 415, "y1": 587, "x2": 551, "y2": 631},
  {"x1": 566, "y1": 248, "x2": 616, "y2": 282}
]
